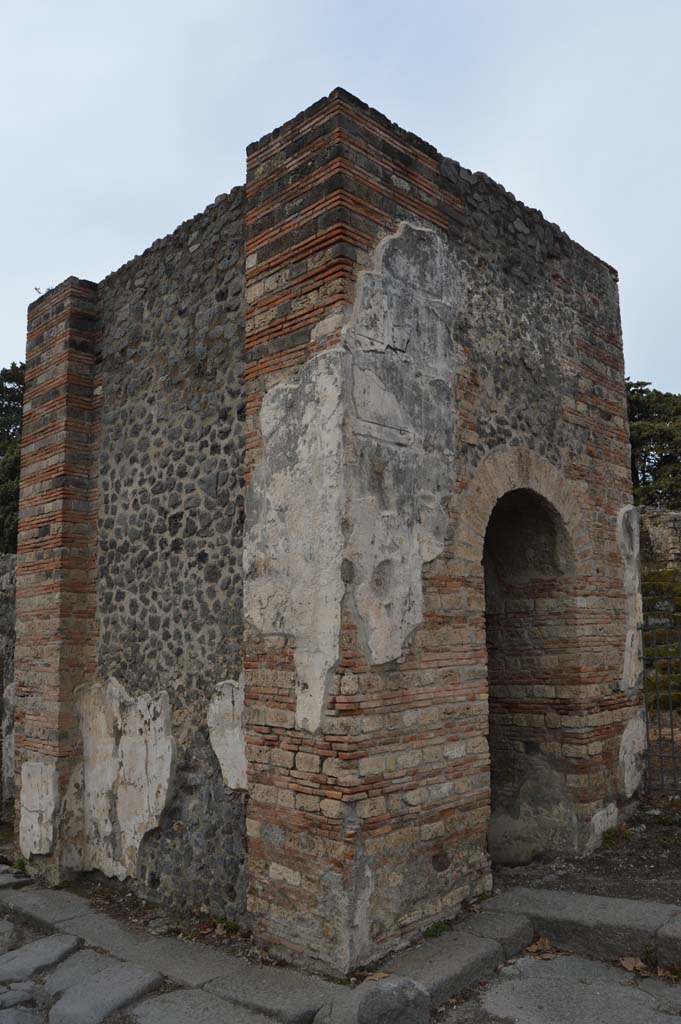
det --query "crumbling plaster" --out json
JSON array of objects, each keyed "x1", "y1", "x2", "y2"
[
  {"x1": 244, "y1": 222, "x2": 463, "y2": 731},
  {"x1": 207, "y1": 675, "x2": 248, "y2": 790},
  {"x1": 19, "y1": 762, "x2": 59, "y2": 859},
  {"x1": 76, "y1": 678, "x2": 176, "y2": 880}
]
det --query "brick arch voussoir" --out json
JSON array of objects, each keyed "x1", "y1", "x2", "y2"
[{"x1": 451, "y1": 446, "x2": 596, "y2": 580}]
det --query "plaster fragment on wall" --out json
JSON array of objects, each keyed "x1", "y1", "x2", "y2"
[
  {"x1": 587, "y1": 801, "x2": 619, "y2": 852},
  {"x1": 19, "y1": 762, "x2": 58, "y2": 858},
  {"x1": 619, "y1": 712, "x2": 646, "y2": 798},
  {"x1": 80, "y1": 677, "x2": 176, "y2": 880},
  {"x1": 617, "y1": 505, "x2": 643, "y2": 692},
  {"x1": 207, "y1": 676, "x2": 247, "y2": 790},
  {"x1": 344, "y1": 223, "x2": 463, "y2": 664},
  {"x1": 244, "y1": 349, "x2": 346, "y2": 732}
]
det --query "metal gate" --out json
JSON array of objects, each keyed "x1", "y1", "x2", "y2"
[{"x1": 642, "y1": 624, "x2": 681, "y2": 792}]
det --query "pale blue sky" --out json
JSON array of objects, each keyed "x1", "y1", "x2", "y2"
[{"x1": 2, "y1": 0, "x2": 679, "y2": 388}]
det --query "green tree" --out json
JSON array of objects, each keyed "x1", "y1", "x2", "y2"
[
  {"x1": 0, "y1": 362, "x2": 25, "y2": 554},
  {"x1": 627, "y1": 378, "x2": 681, "y2": 510}
]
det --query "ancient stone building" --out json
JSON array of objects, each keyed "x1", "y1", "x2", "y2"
[{"x1": 14, "y1": 89, "x2": 644, "y2": 973}]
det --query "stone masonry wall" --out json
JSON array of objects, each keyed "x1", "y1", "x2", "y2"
[
  {"x1": 241, "y1": 89, "x2": 642, "y2": 972},
  {"x1": 93, "y1": 186, "x2": 247, "y2": 914},
  {"x1": 0, "y1": 555, "x2": 16, "y2": 813},
  {"x1": 15, "y1": 88, "x2": 644, "y2": 975}
]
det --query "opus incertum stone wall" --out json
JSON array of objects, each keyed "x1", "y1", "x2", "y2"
[{"x1": 15, "y1": 88, "x2": 644, "y2": 974}]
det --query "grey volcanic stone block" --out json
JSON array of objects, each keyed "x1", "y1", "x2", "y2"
[
  {"x1": 57, "y1": 913, "x2": 147, "y2": 961},
  {"x1": 0, "y1": 1009, "x2": 43, "y2": 1023},
  {"x1": 0, "y1": 877, "x2": 32, "y2": 892},
  {"x1": 139, "y1": 935, "x2": 245, "y2": 987},
  {"x1": 0, "y1": 934, "x2": 80, "y2": 982},
  {"x1": 459, "y1": 910, "x2": 534, "y2": 957},
  {"x1": 49, "y1": 961, "x2": 162, "y2": 1024},
  {"x1": 486, "y1": 887, "x2": 679, "y2": 960},
  {"x1": 0, "y1": 888, "x2": 90, "y2": 927},
  {"x1": 130, "y1": 988, "x2": 272, "y2": 1023},
  {"x1": 61, "y1": 912, "x2": 248, "y2": 986},
  {"x1": 313, "y1": 976, "x2": 430, "y2": 1024},
  {"x1": 657, "y1": 911, "x2": 681, "y2": 967},
  {"x1": 206, "y1": 961, "x2": 342, "y2": 1022},
  {"x1": 45, "y1": 949, "x2": 118, "y2": 995},
  {"x1": 386, "y1": 930, "x2": 503, "y2": 1006},
  {"x1": 0, "y1": 921, "x2": 16, "y2": 955},
  {"x1": 480, "y1": 955, "x2": 673, "y2": 1024}
]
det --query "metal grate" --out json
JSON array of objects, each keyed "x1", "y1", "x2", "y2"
[{"x1": 642, "y1": 624, "x2": 681, "y2": 792}]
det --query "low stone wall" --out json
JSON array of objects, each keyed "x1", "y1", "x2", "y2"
[
  {"x1": 640, "y1": 509, "x2": 681, "y2": 626},
  {"x1": 0, "y1": 555, "x2": 16, "y2": 814}
]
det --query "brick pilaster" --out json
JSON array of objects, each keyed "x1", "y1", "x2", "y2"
[{"x1": 14, "y1": 278, "x2": 99, "y2": 877}]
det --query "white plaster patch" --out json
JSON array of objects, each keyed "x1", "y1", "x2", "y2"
[
  {"x1": 243, "y1": 222, "x2": 464, "y2": 729},
  {"x1": 617, "y1": 505, "x2": 643, "y2": 692},
  {"x1": 588, "y1": 801, "x2": 619, "y2": 852},
  {"x1": 207, "y1": 676, "x2": 247, "y2": 790},
  {"x1": 19, "y1": 761, "x2": 58, "y2": 858},
  {"x1": 619, "y1": 712, "x2": 646, "y2": 798},
  {"x1": 79, "y1": 677, "x2": 176, "y2": 880},
  {"x1": 244, "y1": 349, "x2": 346, "y2": 732},
  {"x1": 344, "y1": 223, "x2": 462, "y2": 664}
]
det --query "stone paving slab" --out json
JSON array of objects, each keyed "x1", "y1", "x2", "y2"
[
  {"x1": 0, "y1": 889, "x2": 90, "y2": 927},
  {"x1": 139, "y1": 935, "x2": 246, "y2": 987},
  {"x1": 0, "y1": 921, "x2": 17, "y2": 956},
  {"x1": 386, "y1": 928, "x2": 503, "y2": 1006},
  {"x1": 0, "y1": 1008, "x2": 42, "y2": 1023},
  {"x1": 44, "y1": 949, "x2": 119, "y2": 996},
  {"x1": 471, "y1": 955, "x2": 674, "y2": 1024},
  {"x1": 486, "y1": 887, "x2": 681, "y2": 960},
  {"x1": 205, "y1": 961, "x2": 342, "y2": 1023},
  {"x1": 56, "y1": 913, "x2": 148, "y2": 961},
  {"x1": 0, "y1": 934, "x2": 80, "y2": 983},
  {"x1": 49, "y1": 961, "x2": 162, "y2": 1024},
  {"x1": 459, "y1": 910, "x2": 534, "y2": 958},
  {"x1": 0, "y1": 877, "x2": 33, "y2": 892},
  {"x1": 656, "y1": 911, "x2": 681, "y2": 967},
  {"x1": 59, "y1": 913, "x2": 243, "y2": 986},
  {"x1": 130, "y1": 988, "x2": 273, "y2": 1023}
]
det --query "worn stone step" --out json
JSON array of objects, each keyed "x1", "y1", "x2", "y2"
[
  {"x1": 205, "y1": 961, "x2": 342, "y2": 1023},
  {"x1": 130, "y1": 988, "x2": 273, "y2": 1023},
  {"x1": 386, "y1": 928, "x2": 503, "y2": 1006},
  {"x1": 58, "y1": 910, "x2": 246, "y2": 987},
  {"x1": 460, "y1": 910, "x2": 534, "y2": 957},
  {"x1": 0, "y1": 1007, "x2": 43, "y2": 1023},
  {"x1": 44, "y1": 949, "x2": 119, "y2": 996},
  {"x1": 0, "y1": 933, "x2": 80, "y2": 983},
  {"x1": 0, "y1": 874, "x2": 33, "y2": 892},
  {"x1": 486, "y1": 887, "x2": 681, "y2": 960},
  {"x1": 49, "y1": 961, "x2": 162, "y2": 1024},
  {"x1": 656, "y1": 911, "x2": 681, "y2": 967},
  {"x1": 0, "y1": 888, "x2": 90, "y2": 927}
]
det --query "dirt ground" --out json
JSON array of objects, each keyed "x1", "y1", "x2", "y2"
[{"x1": 493, "y1": 793, "x2": 681, "y2": 903}]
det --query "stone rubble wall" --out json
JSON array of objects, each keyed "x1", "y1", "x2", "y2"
[
  {"x1": 0, "y1": 554, "x2": 16, "y2": 813},
  {"x1": 93, "y1": 186, "x2": 247, "y2": 915}
]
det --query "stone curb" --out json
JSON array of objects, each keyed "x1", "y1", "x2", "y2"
[
  {"x1": 3, "y1": 883, "x2": 681, "y2": 1021},
  {"x1": 486, "y1": 887, "x2": 681, "y2": 967}
]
